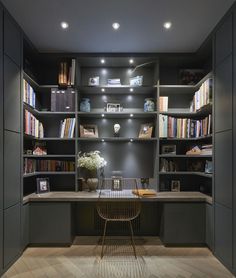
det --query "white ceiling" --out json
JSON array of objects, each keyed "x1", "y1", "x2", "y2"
[{"x1": 2, "y1": 0, "x2": 235, "y2": 53}]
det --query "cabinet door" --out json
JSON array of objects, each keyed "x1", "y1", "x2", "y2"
[
  {"x1": 4, "y1": 131, "x2": 21, "y2": 209},
  {"x1": 215, "y1": 130, "x2": 232, "y2": 209},
  {"x1": 206, "y1": 203, "x2": 213, "y2": 250},
  {"x1": 0, "y1": 5, "x2": 3, "y2": 211},
  {"x1": 4, "y1": 55, "x2": 21, "y2": 133},
  {"x1": 0, "y1": 209, "x2": 3, "y2": 275},
  {"x1": 215, "y1": 203, "x2": 232, "y2": 269},
  {"x1": 4, "y1": 13, "x2": 21, "y2": 67},
  {"x1": 215, "y1": 14, "x2": 232, "y2": 66},
  {"x1": 215, "y1": 55, "x2": 232, "y2": 133},
  {"x1": 4, "y1": 203, "x2": 21, "y2": 268},
  {"x1": 21, "y1": 204, "x2": 29, "y2": 249}
]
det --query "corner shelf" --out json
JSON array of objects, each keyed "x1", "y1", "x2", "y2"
[
  {"x1": 23, "y1": 171, "x2": 76, "y2": 178},
  {"x1": 159, "y1": 154, "x2": 212, "y2": 158},
  {"x1": 24, "y1": 134, "x2": 76, "y2": 141},
  {"x1": 159, "y1": 172, "x2": 212, "y2": 178},
  {"x1": 23, "y1": 155, "x2": 76, "y2": 158},
  {"x1": 159, "y1": 135, "x2": 212, "y2": 141}
]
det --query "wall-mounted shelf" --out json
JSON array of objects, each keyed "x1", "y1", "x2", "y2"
[
  {"x1": 159, "y1": 135, "x2": 212, "y2": 141},
  {"x1": 77, "y1": 137, "x2": 157, "y2": 142},
  {"x1": 159, "y1": 172, "x2": 212, "y2": 178},
  {"x1": 159, "y1": 154, "x2": 212, "y2": 158},
  {"x1": 24, "y1": 134, "x2": 76, "y2": 141},
  {"x1": 23, "y1": 155, "x2": 76, "y2": 158},
  {"x1": 78, "y1": 111, "x2": 157, "y2": 118},
  {"x1": 23, "y1": 171, "x2": 76, "y2": 178}
]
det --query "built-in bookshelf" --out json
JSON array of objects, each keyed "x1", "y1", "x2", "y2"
[{"x1": 157, "y1": 71, "x2": 213, "y2": 195}]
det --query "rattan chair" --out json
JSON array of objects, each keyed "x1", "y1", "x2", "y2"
[{"x1": 96, "y1": 178, "x2": 141, "y2": 258}]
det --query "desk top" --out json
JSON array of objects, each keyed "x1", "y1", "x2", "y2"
[{"x1": 23, "y1": 191, "x2": 212, "y2": 205}]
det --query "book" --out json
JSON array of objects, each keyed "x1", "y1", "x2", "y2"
[
  {"x1": 51, "y1": 88, "x2": 76, "y2": 112},
  {"x1": 24, "y1": 110, "x2": 44, "y2": 138},
  {"x1": 59, "y1": 118, "x2": 76, "y2": 138},
  {"x1": 159, "y1": 96, "x2": 168, "y2": 112},
  {"x1": 23, "y1": 79, "x2": 36, "y2": 108},
  {"x1": 58, "y1": 59, "x2": 76, "y2": 86}
]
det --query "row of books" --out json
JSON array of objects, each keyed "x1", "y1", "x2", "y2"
[
  {"x1": 190, "y1": 78, "x2": 212, "y2": 112},
  {"x1": 24, "y1": 159, "x2": 75, "y2": 174},
  {"x1": 25, "y1": 110, "x2": 44, "y2": 138},
  {"x1": 51, "y1": 88, "x2": 76, "y2": 112},
  {"x1": 23, "y1": 79, "x2": 36, "y2": 108},
  {"x1": 160, "y1": 158, "x2": 206, "y2": 172},
  {"x1": 159, "y1": 96, "x2": 168, "y2": 112},
  {"x1": 58, "y1": 59, "x2": 76, "y2": 86},
  {"x1": 59, "y1": 118, "x2": 76, "y2": 138},
  {"x1": 159, "y1": 114, "x2": 212, "y2": 138}
]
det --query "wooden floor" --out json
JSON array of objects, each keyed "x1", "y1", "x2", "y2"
[{"x1": 3, "y1": 237, "x2": 234, "y2": 278}]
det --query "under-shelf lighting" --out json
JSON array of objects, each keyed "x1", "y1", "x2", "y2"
[
  {"x1": 129, "y1": 88, "x2": 134, "y2": 92},
  {"x1": 61, "y1": 21, "x2": 69, "y2": 29},
  {"x1": 101, "y1": 114, "x2": 105, "y2": 117},
  {"x1": 101, "y1": 139, "x2": 105, "y2": 142},
  {"x1": 130, "y1": 138, "x2": 133, "y2": 142},
  {"x1": 112, "y1": 22, "x2": 120, "y2": 30},
  {"x1": 130, "y1": 114, "x2": 133, "y2": 117},
  {"x1": 101, "y1": 88, "x2": 105, "y2": 92},
  {"x1": 102, "y1": 69, "x2": 107, "y2": 75},
  {"x1": 101, "y1": 59, "x2": 105, "y2": 64},
  {"x1": 129, "y1": 59, "x2": 134, "y2": 64},
  {"x1": 163, "y1": 21, "x2": 172, "y2": 30}
]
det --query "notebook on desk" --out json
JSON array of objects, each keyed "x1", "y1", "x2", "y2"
[{"x1": 132, "y1": 189, "x2": 157, "y2": 197}]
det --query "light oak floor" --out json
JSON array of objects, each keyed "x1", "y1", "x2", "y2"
[{"x1": 3, "y1": 237, "x2": 234, "y2": 278}]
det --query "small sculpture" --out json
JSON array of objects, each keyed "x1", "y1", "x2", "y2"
[{"x1": 114, "y1": 123, "x2": 121, "y2": 137}]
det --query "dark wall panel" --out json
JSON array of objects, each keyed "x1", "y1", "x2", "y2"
[
  {"x1": 4, "y1": 131, "x2": 21, "y2": 209},
  {"x1": 206, "y1": 203, "x2": 213, "y2": 250},
  {"x1": 4, "y1": 55, "x2": 21, "y2": 132},
  {"x1": 215, "y1": 203, "x2": 232, "y2": 269},
  {"x1": 215, "y1": 14, "x2": 232, "y2": 66},
  {"x1": 215, "y1": 55, "x2": 232, "y2": 133},
  {"x1": 4, "y1": 203, "x2": 21, "y2": 268},
  {"x1": 21, "y1": 204, "x2": 29, "y2": 249},
  {"x1": 0, "y1": 4, "x2": 3, "y2": 211},
  {"x1": 215, "y1": 130, "x2": 232, "y2": 209},
  {"x1": 0, "y1": 209, "x2": 3, "y2": 274},
  {"x1": 4, "y1": 12, "x2": 21, "y2": 67}
]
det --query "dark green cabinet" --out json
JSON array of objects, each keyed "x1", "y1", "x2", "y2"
[
  {"x1": 21, "y1": 204, "x2": 29, "y2": 249},
  {"x1": 160, "y1": 202, "x2": 205, "y2": 245},
  {"x1": 4, "y1": 203, "x2": 21, "y2": 268},
  {"x1": 206, "y1": 203, "x2": 213, "y2": 250},
  {"x1": 0, "y1": 209, "x2": 3, "y2": 275},
  {"x1": 29, "y1": 203, "x2": 72, "y2": 245},
  {"x1": 4, "y1": 131, "x2": 21, "y2": 209},
  {"x1": 4, "y1": 12, "x2": 21, "y2": 67}
]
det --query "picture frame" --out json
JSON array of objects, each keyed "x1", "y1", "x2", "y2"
[
  {"x1": 129, "y1": 75, "x2": 143, "y2": 86},
  {"x1": 80, "y1": 124, "x2": 98, "y2": 138},
  {"x1": 111, "y1": 176, "x2": 123, "y2": 191},
  {"x1": 106, "y1": 103, "x2": 121, "y2": 112},
  {"x1": 161, "y1": 144, "x2": 176, "y2": 155},
  {"x1": 88, "y1": 76, "x2": 99, "y2": 86},
  {"x1": 36, "y1": 178, "x2": 50, "y2": 194},
  {"x1": 171, "y1": 180, "x2": 180, "y2": 192},
  {"x1": 205, "y1": 160, "x2": 213, "y2": 173},
  {"x1": 138, "y1": 123, "x2": 153, "y2": 138}
]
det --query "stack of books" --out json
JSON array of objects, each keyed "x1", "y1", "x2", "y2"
[
  {"x1": 24, "y1": 110, "x2": 44, "y2": 138},
  {"x1": 51, "y1": 88, "x2": 75, "y2": 112},
  {"x1": 190, "y1": 78, "x2": 212, "y2": 112},
  {"x1": 160, "y1": 158, "x2": 178, "y2": 172},
  {"x1": 159, "y1": 114, "x2": 212, "y2": 138},
  {"x1": 59, "y1": 118, "x2": 76, "y2": 138},
  {"x1": 24, "y1": 159, "x2": 75, "y2": 173},
  {"x1": 159, "y1": 96, "x2": 168, "y2": 112},
  {"x1": 58, "y1": 59, "x2": 76, "y2": 86},
  {"x1": 201, "y1": 144, "x2": 213, "y2": 155},
  {"x1": 23, "y1": 79, "x2": 36, "y2": 108},
  {"x1": 107, "y1": 79, "x2": 121, "y2": 86}
]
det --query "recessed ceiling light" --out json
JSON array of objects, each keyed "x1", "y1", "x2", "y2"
[
  {"x1": 112, "y1": 22, "x2": 120, "y2": 30},
  {"x1": 61, "y1": 21, "x2": 69, "y2": 29},
  {"x1": 163, "y1": 21, "x2": 172, "y2": 30},
  {"x1": 130, "y1": 114, "x2": 133, "y2": 117},
  {"x1": 101, "y1": 88, "x2": 105, "y2": 92},
  {"x1": 101, "y1": 59, "x2": 105, "y2": 64},
  {"x1": 129, "y1": 88, "x2": 134, "y2": 92},
  {"x1": 129, "y1": 59, "x2": 134, "y2": 64}
]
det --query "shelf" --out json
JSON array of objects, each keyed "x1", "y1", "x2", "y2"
[
  {"x1": 77, "y1": 137, "x2": 158, "y2": 142},
  {"x1": 159, "y1": 171, "x2": 213, "y2": 178},
  {"x1": 24, "y1": 134, "x2": 76, "y2": 141},
  {"x1": 23, "y1": 103, "x2": 76, "y2": 117},
  {"x1": 160, "y1": 103, "x2": 212, "y2": 118},
  {"x1": 78, "y1": 111, "x2": 157, "y2": 118},
  {"x1": 159, "y1": 154, "x2": 212, "y2": 158},
  {"x1": 23, "y1": 71, "x2": 57, "y2": 89},
  {"x1": 23, "y1": 171, "x2": 76, "y2": 178},
  {"x1": 78, "y1": 85, "x2": 156, "y2": 95},
  {"x1": 23, "y1": 155, "x2": 76, "y2": 158},
  {"x1": 159, "y1": 135, "x2": 212, "y2": 141}
]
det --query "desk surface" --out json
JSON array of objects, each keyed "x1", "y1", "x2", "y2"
[{"x1": 23, "y1": 191, "x2": 212, "y2": 205}]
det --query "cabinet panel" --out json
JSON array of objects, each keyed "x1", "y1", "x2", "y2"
[
  {"x1": 160, "y1": 203, "x2": 205, "y2": 244},
  {"x1": 215, "y1": 14, "x2": 232, "y2": 66},
  {"x1": 30, "y1": 203, "x2": 72, "y2": 244},
  {"x1": 4, "y1": 13, "x2": 21, "y2": 66},
  {"x1": 215, "y1": 130, "x2": 232, "y2": 208},
  {"x1": 206, "y1": 203, "x2": 213, "y2": 250},
  {"x1": 4, "y1": 203, "x2": 21, "y2": 268},
  {"x1": 4, "y1": 131, "x2": 21, "y2": 209},
  {"x1": 21, "y1": 204, "x2": 29, "y2": 249},
  {"x1": 4, "y1": 55, "x2": 21, "y2": 132},
  {"x1": 215, "y1": 55, "x2": 232, "y2": 132},
  {"x1": 215, "y1": 203, "x2": 232, "y2": 269},
  {"x1": 0, "y1": 210, "x2": 3, "y2": 275},
  {"x1": 0, "y1": 6, "x2": 3, "y2": 211}
]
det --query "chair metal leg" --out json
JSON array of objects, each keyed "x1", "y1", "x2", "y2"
[
  {"x1": 101, "y1": 220, "x2": 108, "y2": 259},
  {"x1": 129, "y1": 220, "x2": 137, "y2": 259}
]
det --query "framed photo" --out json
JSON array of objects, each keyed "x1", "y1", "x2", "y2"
[
  {"x1": 161, "y1": 145, "x2": 176, "y2": 155},
  {"x1": 205, "y1": 160, "x2": 213, "y2": 173},
  {"x1": 36, "y1": 178, "x2": 50, "y2": 194},
  {"x1": 171, "y1": 180, "x2": 180, "y2": 192},
  {"x1": 107, "y1": 103, "x2": 121, "y2": 112},
  {"x1": 139, "y1": 123, "x2": 153, "y2": 138},
  {"x1": 88, "y1": 76, "x2": 99, "y2": 86},
  {"x1": 111, "y1": 176, "x2": 123, "y2": 191},
  {"x1": 80, "y1": 124, "x2": 98, "y2": 138}
]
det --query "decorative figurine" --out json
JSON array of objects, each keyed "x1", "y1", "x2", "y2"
[{"x1": 114, "y1": 123, "x2": 121, "y2": 137}]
